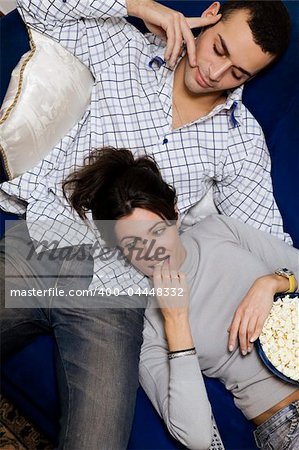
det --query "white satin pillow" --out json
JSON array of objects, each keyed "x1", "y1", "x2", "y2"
[{"x1": 0, "y1": 28, "x2": 94, "y2": 180}]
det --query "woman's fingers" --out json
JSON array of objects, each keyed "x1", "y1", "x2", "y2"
[
  {"x1": 228, "y1": 276, "x2": 277, "y2": 355},
  {"x1": 153, "y1": 261, "x2": 163, "y2": 286},
  {"x1": 228, "y1": 310, "x2": 256, "y2": 355},
  {"x1": 228, "y1": 314, "x2": 241, "y2": 352},
  {"x1": 238, "y1": 314, "x2": 251, "y2": 355},
  {"x1": 250, "y1": 316, "x2": 265, "y2": 344},
  {"x1": 153, "y1": 262, "x2": 188, "y2": 311},
  {"x1": 246, "y1": 315, "x2": 258, "y2": 353},
  {"x1": 229, "y1": 311, "x2": 264, "y2": 355}
]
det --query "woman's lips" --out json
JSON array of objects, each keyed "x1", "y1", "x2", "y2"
[{"x1": 148, "y1": 256, "x2": 170, "y2": 270}]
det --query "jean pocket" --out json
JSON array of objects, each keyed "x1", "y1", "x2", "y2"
[
  {"x1": 282, "y1": 414, "x2": 299, "y2": 450},
  {"x1": 262, "y1": 415, "x2": 297, "y2": 450}
]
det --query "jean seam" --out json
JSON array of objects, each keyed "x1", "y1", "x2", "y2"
[
  {"x1": 0, "y1": 313, "x2": 49, "y2": 333},
  {"x1": 54, "y1": 330, "x2": 73, "y2": 450},
  {"x1": 282, "y1": 415, "x2": 299, "y2": 450},
  {"x1": 48, "y1": 245, "x2": 92, "y2": 310}
]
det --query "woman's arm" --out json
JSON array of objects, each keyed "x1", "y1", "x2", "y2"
[
  {"x1": 210, "y1": 215, "x2": 299, "y2": 355},
  {"x1": 153, "y1": 261, "x2": 194, "y2": 351},
  {"x1": 139, "y1": 262, "x2": 224, "y2": 449},
  {"x1": 228, "y1": 273, "x2": 297, "y2": 355}
]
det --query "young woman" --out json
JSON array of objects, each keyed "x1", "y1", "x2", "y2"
[{"x1": 63, "y1": 147, "x2": 299, "y2": 450}]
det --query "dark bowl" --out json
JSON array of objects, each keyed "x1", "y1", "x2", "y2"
[{"x1": 255, "y1": 293, "x2": 299, "y2": 386}]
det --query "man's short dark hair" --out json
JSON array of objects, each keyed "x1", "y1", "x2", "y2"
[{"x1": 219, "y1": 1, "x2": 291, "y2": 61}]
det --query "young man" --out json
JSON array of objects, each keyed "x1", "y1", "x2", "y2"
[{"x1": 0, "y1": 1, "x2": 293, "y2": 449}]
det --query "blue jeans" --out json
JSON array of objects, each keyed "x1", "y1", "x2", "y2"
[
  {"x1": 254, "y1": 400, "x2": 299, "y2": 450},
  {"x1": 0, "y1": 221, "x2": 146, "y2": 449}
]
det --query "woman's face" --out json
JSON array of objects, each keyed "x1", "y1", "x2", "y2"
[{"x1": 114, "y1": 208, "x2": 185, "y2": 277}]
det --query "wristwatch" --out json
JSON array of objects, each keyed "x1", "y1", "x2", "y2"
[{"x1": 274, "y1": 268, "x2": 298, "y2": 293}]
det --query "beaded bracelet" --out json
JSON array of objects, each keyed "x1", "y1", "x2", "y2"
[{"x1": 168, "y1": 347, "x2": 196, "y2": 360}]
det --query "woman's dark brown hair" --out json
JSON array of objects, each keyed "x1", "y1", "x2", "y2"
[{"x1": 62, "y1": 147, "x2": 178, "y2": 245}]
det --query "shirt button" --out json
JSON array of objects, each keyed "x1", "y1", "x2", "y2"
[{"x1": 163, "y1": 138, "x2": 168, "y2": 144}]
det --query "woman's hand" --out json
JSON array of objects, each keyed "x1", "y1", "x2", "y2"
[
  {"x1": 153, "y1": 260, "x2": 188, "y2": 318},
  {"x1": 153, "y1": 260, "x2": 193, "y2": 351},
  {"x1": 127, "y1": 0, "x2": 221, "y2": 68},
  {"x1": 228, "y1": 274, "x2": 289, "y2": 356}
]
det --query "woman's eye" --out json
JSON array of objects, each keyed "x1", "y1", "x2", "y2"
[
  {"x1": 125, "y1": 240, "x2": 137, "y2": 250},
  {"x1": 213, "y1": 44, "x2": 223, "y2": 56},
  {"x1": 153, "y1": 228, "x2": 165, "y2": 236}
]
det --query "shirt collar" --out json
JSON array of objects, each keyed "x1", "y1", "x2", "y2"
[
  {"x1": 149, "y1": 48, "x2": 244, "y2": 128},
  {"x1": 222, "y1": 86, "x2": 244, "y2": 127}
]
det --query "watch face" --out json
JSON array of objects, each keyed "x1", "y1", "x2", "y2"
[{"x1": 275, "y1": 268, "x2": 293, "y2": 277}]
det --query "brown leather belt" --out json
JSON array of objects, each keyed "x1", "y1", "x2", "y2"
[{"x1": 252, "y1": 390, "x2": 299, "y2": 426}]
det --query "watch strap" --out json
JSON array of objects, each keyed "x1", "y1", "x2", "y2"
[
  {"x1": 275, "y1": 268, "x2": 297, "y2": 293},
  {"x1": 287, "y1": 274, "x2": 297, "y2": 293}
]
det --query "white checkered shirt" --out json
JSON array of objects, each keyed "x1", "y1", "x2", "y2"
[{"x1": 0, "y1": 0, "x2": 291, "y2": 292}]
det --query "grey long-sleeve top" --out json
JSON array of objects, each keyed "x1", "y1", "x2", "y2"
[{"x1": 139, "y1": 215, "x2": 298, "y2": 449}]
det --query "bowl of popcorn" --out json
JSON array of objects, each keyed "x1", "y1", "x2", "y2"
[{"x1": 256, "y1": 293, "x2": 299, "y2": 386}]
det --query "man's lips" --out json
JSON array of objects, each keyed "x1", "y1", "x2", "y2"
[{"x1": 195, "y1": 68, "x2": 212, "y2": 88}]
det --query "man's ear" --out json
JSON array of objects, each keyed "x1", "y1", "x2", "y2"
[{"x1": 201, "y1": 2, "x2": 221, "y2": 18}]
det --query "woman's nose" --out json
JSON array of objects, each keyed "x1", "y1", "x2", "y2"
[{"x1": 142, "y1": 239, "x2": 159, "y2": 260}]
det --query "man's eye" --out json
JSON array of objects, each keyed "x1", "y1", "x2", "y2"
[
  {"x1": 232, "y1": 71, "x2": 242, "y2": 81},
  {"x1": 213, "y1": 44, "x2": 223, "y2": 56}
]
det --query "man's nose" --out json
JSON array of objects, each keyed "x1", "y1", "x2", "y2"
[{"x1": 209, "y1": 60, "x2": 232, "y2": 82}]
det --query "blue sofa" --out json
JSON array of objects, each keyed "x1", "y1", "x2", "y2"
[{"x1": 1, "y1": 2, "x2": 299, "y2": 449}]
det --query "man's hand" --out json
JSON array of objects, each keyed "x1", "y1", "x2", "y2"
[
  {"x1": 127, "y1": 0, "x2": 221, "y2": 68},
  {"x1": 227, "y1": 275, "x2": 289, "y2": 356}
]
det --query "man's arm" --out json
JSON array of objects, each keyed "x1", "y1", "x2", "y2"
[
  {"x1": 213, "y1": 125, "x2": 292, "y2": 244},
  {"x1": 16, "y1": 0, "x2": 131, "y2": 71},
  {"x1": 17, "y1": 0, "x2": 127, "y2": 27},
  {"x1": 127, "y1": 0, "x2": 221, "y2": 68},
  {"x1": 17, "y1": 0, "x2": 221, "y2": 69}
]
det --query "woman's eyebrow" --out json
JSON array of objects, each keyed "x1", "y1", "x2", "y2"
[
  {"x1": 119, "y1": 220, "x2": 165, "y2": 243},
  {"x1": 148, "y1": 220, "x2": 165, "y2": 232},
  {"x1": 119, "y1": 235, "x2": 140, "y2": 244}
]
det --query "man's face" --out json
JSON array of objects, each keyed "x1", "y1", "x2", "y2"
[{"x1": 184, "y1": 9, "x2": 274, "y2": 95}]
